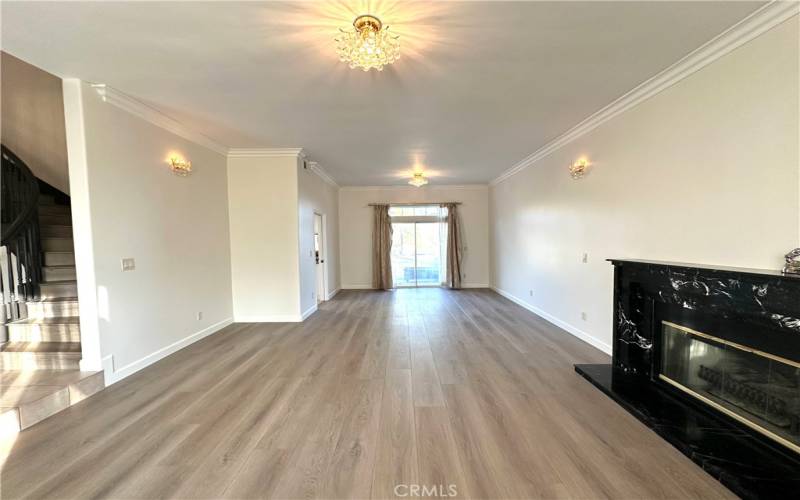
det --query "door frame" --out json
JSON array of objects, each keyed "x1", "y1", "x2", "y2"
[{"x1": 390, "y1": 219, "x2": 446, "y2": 288}]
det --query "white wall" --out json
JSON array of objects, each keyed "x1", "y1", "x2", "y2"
[
  {"x1": 490, "y1": 18, "x2": 800, "y2": 354},
  {"x1": 63, "y1": 80, "x2": 233, "y2": 383},
  {"x1": 1, "y1": 52, "x2": 70, "y2": 193},
  {"x1": 297, "y1": 162, "x2": 340, "y2": 315},
  {"x1": 339, "y1": 185, "x2": 490, "y2": 288},
  {"x1": 227, "y1": 155, "x2": 301, "y2": 321}
]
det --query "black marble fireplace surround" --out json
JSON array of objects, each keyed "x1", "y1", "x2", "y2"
[{"x1": 575, "y1": 259, "x2": 800, "y2": 499}]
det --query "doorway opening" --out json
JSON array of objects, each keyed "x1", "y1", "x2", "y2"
[
  {"x1": 389, "y1": 205, "x2": 448, "y2": 287},
  {"x1": 314, "y1": 213, "x2": 326, "y2": 303}
]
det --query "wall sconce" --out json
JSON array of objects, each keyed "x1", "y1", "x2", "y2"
[
  {"x1": 569, "y1": 158, "x2": 589, "y2": 179},
  {"x1": 167, "y1": 155, "x2": 192, "y2": 177}
]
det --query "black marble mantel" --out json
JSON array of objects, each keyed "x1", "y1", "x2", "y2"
[{"x1": 576, "y1": 259, "x2": 800, "y2": 500}]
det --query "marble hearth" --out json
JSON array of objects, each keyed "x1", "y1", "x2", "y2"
[{"x1": 576, "y1": 259, "x2": 800, "y2": 500}]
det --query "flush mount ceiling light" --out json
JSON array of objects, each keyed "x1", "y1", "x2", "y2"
[
  {"x1": 408, "y1": 172, "x2": 428, "y2": 187},
  {"x1": 335, "y1": 14, "x2": 400, "y2": 72}
]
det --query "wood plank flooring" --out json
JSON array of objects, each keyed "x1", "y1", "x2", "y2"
[{"x1": 0, "y1": 289, "x2": 734, "y2": 499}]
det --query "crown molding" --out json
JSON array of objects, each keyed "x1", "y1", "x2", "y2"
[
  {"x1": 307, "y1": 161, "x2": 339, "y2": 187},
  {"x1": 490, "y1": 0, "x2": 799, "y2": 186},
  {"x1": 90, "y1": 84, "x2": 228, "y2": 156},
  {"x1": 339, "y1": 184, "x2": 488, "y2": 191},
  {"x1": 88, "y1": 84, "x2": 311, "y2": 161},
  {"x1": 227, "y1": 148, "x2": 305, "y2": 158}
]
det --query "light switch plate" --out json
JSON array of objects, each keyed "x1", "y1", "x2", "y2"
[{"x1": 121, "y1": 258, "x2": 136, "y2": 271}]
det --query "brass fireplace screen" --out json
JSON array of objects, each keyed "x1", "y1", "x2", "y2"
[{"x1": 660, "y1": 321, "x2": 800, "y2": 454}]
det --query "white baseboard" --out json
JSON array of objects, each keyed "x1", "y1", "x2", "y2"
[
  {"x1": 101, "y1": 354, "x2": 114, "y2": 382},
  {"x1": 491, "y1": 287, "x2": 612, "y2": 355},
  {"x1": 235, "y1": 314, "x2": 303, "y2": 322},
  {"x1": 342, "y1": 283, "x2": 489, "y2": 290},
  {"x1": 341, "y1": 284, "x2": 373, "y2": 289},
  {"x1": 462, "y1": 283, "x2": 490, "y2": 289},
  {"x1": 326, "y1": 288, "x2": 341, "y2": 300},
  {"x1": 79, "y1": 357, "x2": 103, "y2": 372},
  {"x1": 301, "y1": 304, "x2": 318, "y2": 320},
  {"x1": 103, "y1": 317, "x2": 234, "y2": 385}
]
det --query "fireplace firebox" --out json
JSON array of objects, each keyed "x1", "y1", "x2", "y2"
[
  {"x1": 575, "y1": 259, "x2": 800, "y2": 499},
  {"x1": 659, "y1": 321, "x2": 800, "y2": 453}
]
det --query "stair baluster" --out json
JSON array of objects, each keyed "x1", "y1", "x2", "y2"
[{"x1": 1, "y1": 145, "x2": 42, "y2": 321}]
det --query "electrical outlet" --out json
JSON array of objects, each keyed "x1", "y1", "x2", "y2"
[
  {"x1": 197, "y1": 311, "x2": 203, "y2": 321},
  {"x1": 581, "y1": 312, "x2": 588, "y2": 321},
  {"x1": 121, "y1": 258, "x2": 135, "y2": 271},
  {"x1": 582, "y1": 252, "x2": 588, "y2": 263},
  {"x1": 529, "y1": 289, "x2": 534, "y2": 297}
]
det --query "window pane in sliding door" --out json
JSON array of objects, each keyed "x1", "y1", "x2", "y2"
[
  {"x1": 391, "y1": 223, "x2": 416, "y2": 286},
  {"x1": 415, "y1": 223, "x2": 442, "y2": 286}
]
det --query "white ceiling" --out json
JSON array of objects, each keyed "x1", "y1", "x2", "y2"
[{"x1": 2, "y1": 1, "x2": 764, "y2": 186}]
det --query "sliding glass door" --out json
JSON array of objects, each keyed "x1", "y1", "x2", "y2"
[
  {"x1": 391, "y1": 223, "x2": 417, "y2": 287},
  {"x1": 414, "y1": 222, "x2": 443, "y2": 286},
  {"x1": 389, "y1": 206, "x2": 447, "y2": 287}
]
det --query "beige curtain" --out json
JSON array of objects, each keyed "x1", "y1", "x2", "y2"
[
  {"x1": 442, "y1": 203, "x2": 463, "y2": 289},
  {"x1": 372, "y1": 204, "x2": 393, "y2": 290}
]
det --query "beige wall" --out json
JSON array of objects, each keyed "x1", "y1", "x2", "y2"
[
  {"x1": 339, "y1": 185, "x2": 490, "y2": 288},
  {"x1": 227, "y1": 154, "x2": 302, "y2": 321},
  {"x1": 63, "y1": 80, "x2": 233, "y2": 382},
  {"x1": 228, "y1": 155, "x2": 339, "y2": 321},
  {"x1": 490, "y1": 17, "x2": 800, "y2": 353},
  {"x1": 1, "y1": 52, "x2": 70, "y2": 193},
  {"x1": 298, "y1": 163, "x2": 340, "y2": 314}
]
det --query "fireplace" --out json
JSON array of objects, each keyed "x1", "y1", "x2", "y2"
[
  {"x1": 659, "y1": 321, "x2": 800, "y2": 454},
  {"x1": 575, "y1": 259, "x2": 800, "y2": 499}
]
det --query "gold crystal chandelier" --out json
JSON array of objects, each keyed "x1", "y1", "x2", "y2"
[
  {"x1": 335, "y1": 15, "x2": 400, "y2": 72},
  {"x1": 408, "y1": 172, "x2": 428, "y2": 187}
]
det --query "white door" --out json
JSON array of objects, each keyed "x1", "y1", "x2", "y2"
[{"x1": 314, "y1": 213, "x2": 326, "y2": 302}]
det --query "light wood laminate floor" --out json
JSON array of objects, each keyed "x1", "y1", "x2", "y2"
[{"x1": 1, "y1": 289, "x2": 734, "y2": 499}]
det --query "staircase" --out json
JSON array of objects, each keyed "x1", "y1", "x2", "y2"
[
  {"x1": 2, "y1": 195, "x2": 82, "y2": 369},
  {"x1": 1, "y1": 146, "x2": 104, "y2": 434}
]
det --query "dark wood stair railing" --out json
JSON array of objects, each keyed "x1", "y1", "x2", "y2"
[{"x1": 1, "y1": 145, "x2": 43, "y2": 324}]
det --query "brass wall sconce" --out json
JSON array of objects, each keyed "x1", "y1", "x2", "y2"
[
  {"x1": 569, "y1": 158, "x2": 589, "y2": 179},
  {"x1": 168, "y1": 155, "x2": 192, "y2": 176}
]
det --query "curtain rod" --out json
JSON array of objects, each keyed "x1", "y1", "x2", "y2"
[{"x1": 367, "y1": 202, "x2": 461, "y2": 206}]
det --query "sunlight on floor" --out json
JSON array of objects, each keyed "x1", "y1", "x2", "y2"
[{"x1": 0, "y1": 423, "x2": 19, "y2": 471}]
